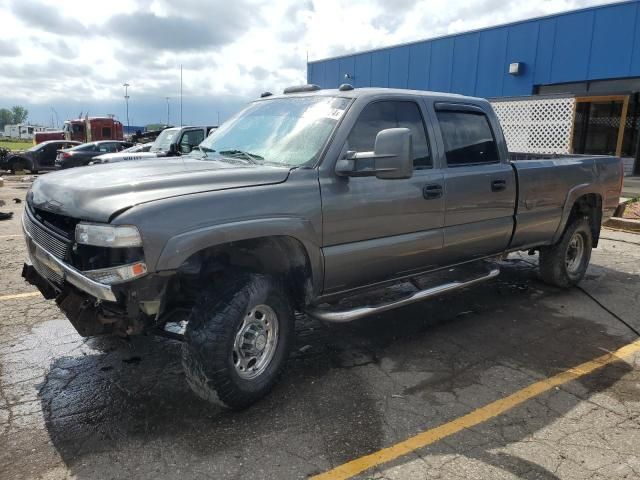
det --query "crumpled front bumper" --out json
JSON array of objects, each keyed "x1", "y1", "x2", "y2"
[
  {"x1": 22, "y1": 215, "x2": 117, "y2": 302},
  {"x1": 22, "y1": 261, "x2": 119, "y2": 336},
  {"x1": 21, "y1": 208, "x2": 170, "y2": 337}
]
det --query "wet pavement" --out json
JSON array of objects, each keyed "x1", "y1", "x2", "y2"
[{"x1": 1, "y1": 178, "x2": 640, "y2": 479}]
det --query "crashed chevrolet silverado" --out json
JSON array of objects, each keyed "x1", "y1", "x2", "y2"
[{"x1": 22, "y1": 86, "x2": 623, "y2": 409}]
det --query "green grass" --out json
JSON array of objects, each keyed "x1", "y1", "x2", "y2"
[{"x1": 0, "y1": 138, "x2": 33, "y2": 152}]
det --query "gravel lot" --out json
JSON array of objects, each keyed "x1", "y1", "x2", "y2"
[{"x1": 1, "y1": 175, "x2": 640, "y2": 480}]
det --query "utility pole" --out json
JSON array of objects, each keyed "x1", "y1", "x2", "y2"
[
  {"x1": 165, "y1": 97, "x2": 170, "y2": 126},
  {"x1": 180, "y1": 65, "x2": 183, "y2": 127},
  {"x1": 50, "y1": 107, "x2": 60, "y2": 129},
  {"x1": 123, "y1": 83, "x2": 130, "y2": 131},
  {"x1": 217, "y1": 111, "x2": 220, "y2": 126}
]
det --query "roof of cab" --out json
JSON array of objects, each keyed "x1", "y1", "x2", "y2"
[{"x1": 258, "y1": 86, "x2": 489, "y2": 105}]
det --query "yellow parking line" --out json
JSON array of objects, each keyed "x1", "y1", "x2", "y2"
[
  {"x1": 312, "y1": 339, "x2": 640, "y2": 480},
  {"x1": 0, "y1": 291, "x2": 41, "y2": 301}
]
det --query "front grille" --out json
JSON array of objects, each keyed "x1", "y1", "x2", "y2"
[
  {"x1": 30, "y1": 250, "x2": 63, "y2": 286},
  {"x1": 23, "y1": 209, "x2": 71, "y2": 260}
]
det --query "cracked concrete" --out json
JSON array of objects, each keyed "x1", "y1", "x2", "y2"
[{"x1": 1, "y1": 179, "x2": 640, "y2": 479}]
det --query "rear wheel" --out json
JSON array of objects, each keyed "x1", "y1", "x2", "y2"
[
  {"x1": 181, "y1": 273, "x2": 294, "y2": 409},
  {"x1": 539, "y1": 218, "x2": 592, "y2": 288}
]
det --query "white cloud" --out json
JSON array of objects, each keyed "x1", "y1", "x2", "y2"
[{"x1": 0, "y1": 0, "x2": 625, "y2": 125}]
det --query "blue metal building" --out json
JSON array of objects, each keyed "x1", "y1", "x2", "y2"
[{"x1": 307, "y1": 1, "x2": 640, "y2": 172}]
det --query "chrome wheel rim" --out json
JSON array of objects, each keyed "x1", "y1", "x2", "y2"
[
  {"x1": 566, "y1": 232, "x2": 585, "y2": 274},
  {"x1": 232, "y1": 304, "x2": 279, "y2": 380}
]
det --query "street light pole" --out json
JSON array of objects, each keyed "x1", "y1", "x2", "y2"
[
  {"x1": 165, "y1": 97, "x2": 170, "y2": 126},
  {"x1": 123, "y1": 83, "x2": 130, "y2": 131}
]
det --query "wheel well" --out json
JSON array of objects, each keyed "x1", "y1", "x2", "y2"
[
  {"x1": 567, "y1": 193, "x2": 602, "y2": 247},
  {"x1": 172, "y1": 236, "x2": 314, "y2": 310},
  {"x1": 10, "y1": 156, "x2": 27, "y2": 169}
]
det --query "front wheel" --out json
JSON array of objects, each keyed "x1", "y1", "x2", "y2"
[
  {"x1": 539, "y1": 218, "x2": 592, "y2": 288},
  {"x1": 182, "y1": 273, "x2": 294, "y2": 409}
]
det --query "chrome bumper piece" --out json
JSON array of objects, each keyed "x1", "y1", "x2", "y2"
[{"x1": 23, "y1": 222, "x2": 117, "y2": 302}]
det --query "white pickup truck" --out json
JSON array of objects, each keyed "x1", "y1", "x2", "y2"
[{"x1": 91, "y1": 126, "x2": 216, "y2": 164}]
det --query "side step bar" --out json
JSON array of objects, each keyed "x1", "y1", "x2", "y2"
[{"x1": 306, "y1": 267, "x2": 500, "y2": 323}]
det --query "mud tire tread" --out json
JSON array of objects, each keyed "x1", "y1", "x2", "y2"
[{"x1": 181, "y1": 272, "x2": 293, "y2": 410}]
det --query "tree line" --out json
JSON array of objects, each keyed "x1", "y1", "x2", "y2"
[{"x1": 0, "y1": 106, "x2": 29, "y2": 129}]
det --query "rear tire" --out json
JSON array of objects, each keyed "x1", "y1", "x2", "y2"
[
  {"x1": 539, "y1": 218, "x2": 592, "y2": 288},
  {"x1": 182, "y1": 272, "x2": 294, "y2": 410}
]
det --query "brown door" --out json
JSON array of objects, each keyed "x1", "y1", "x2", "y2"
[{"x1": 572, "y1": 95, "x2": 629, "y2": 157}]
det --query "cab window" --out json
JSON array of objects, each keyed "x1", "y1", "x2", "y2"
[
  {"x1": 436, "y1": 110, "x2": 499, "y2": 166},
  {"x1": 180, "y1": 130, "x2": 205, "y2": 154},
  {"x1": 345, "y1": 101, "x2": 432, "y2": 169}
]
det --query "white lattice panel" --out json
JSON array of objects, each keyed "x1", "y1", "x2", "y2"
[{"x1": 490, "y1": 97, "x2": 575, "y2": 154}]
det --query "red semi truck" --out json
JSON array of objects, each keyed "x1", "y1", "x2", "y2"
[
  {"x1": 63, "y1": 117, "x2": 124, "y2": 143},
  {"x1": 33, "y1": 117, "x2": 124, "y2": 145}
]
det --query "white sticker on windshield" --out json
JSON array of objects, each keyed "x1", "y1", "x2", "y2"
[{"x1": 325, "y1": 108, "x2": 345, "y2": 120}]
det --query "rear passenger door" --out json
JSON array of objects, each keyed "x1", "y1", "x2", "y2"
[
  {"x1": 434, "y1": 104, "x2": 516, "y2": 264},
  {"x1": 321, "y1": 99, "x2": 445, "y2": 294}
]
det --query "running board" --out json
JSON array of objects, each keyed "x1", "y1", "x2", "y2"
[{"x1": 306, "y1": 267, "x2": 500, "y2": 323}]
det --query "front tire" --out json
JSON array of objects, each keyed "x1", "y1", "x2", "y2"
[
  {"x1": 539, "y1": 218, "x2": 592, "y2": 288},
  {"x1": 182, "y1": 273, "x2": 294, "y2": 409}
]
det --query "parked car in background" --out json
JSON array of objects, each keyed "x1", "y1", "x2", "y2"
[
  {"x1": 1, "y1": 140, "x2": 80, "y2": 173},
  {"x1": 55, "y1": 140, "x2": 133, "y2": 169},
  {"x1": 83, "y1": 126, "x2": 216, "y2": 165},
  {"x1": 90, "y1": 143, "x2": 153, "y2": 164}
]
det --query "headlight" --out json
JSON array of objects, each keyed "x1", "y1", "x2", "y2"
[
  {"x1": 84, "y1": 262, "x2": 148, "y2": 285},
  {"x1": 75, "y1": 223, "x2": 142, "y2": 248}
]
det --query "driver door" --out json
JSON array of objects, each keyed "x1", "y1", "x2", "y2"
[
  {"x1": 320, "y1": 99, "x2": 445, "y2": 294},
  {"x1": 39, "y1": 143, "x2": 59, "y2": 169},
  {"x1": 179, "y1": 129, "x2": 205, "y2": 154}
]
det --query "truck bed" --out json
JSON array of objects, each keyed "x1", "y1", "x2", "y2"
[{"x1": 508, "y1": 153, "x2": 622, "y2": 251}]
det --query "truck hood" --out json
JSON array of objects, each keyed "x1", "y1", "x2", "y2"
[{"x1": 29, "y1": 157, "x2": 291, "y2": 222}]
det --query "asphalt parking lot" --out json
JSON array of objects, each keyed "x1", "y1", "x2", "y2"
[{"x1": 1, "y1": 176, "x2": 640, "y2": 480}]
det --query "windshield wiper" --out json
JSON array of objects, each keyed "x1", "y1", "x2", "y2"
[
  {"x1": 191, "y1": 145, "x2": 216, "y2": 158},
  {"x1": 219, "y1": 149, "x2": 264, "y2": 164}
]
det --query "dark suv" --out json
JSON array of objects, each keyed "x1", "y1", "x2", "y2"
[
  {"x1": 55, "y1": 141, "x2": 133, "y2": 169},
  {"x1": 2, "y1": 140, "x2": 80, "y2": 173}
]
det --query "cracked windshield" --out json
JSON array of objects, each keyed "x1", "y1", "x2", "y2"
[{"x1": 192, "y1": 96, "x2": 349, "y2": 167}]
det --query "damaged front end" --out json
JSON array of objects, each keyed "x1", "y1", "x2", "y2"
[{"x1": 21, "y1": 202, "x2": 170, "y2": 338}]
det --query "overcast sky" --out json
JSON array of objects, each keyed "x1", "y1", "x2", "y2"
[{"x1": 0, "y1": 0, "x2": 623, "y2": 127}]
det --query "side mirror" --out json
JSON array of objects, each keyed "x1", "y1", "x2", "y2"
[
  {"x1": 168, "y1": 143, "x2": 177, "y2": 155},
  {"x1": 335, "y1": 128, "x2": 413, "y2": 179}
]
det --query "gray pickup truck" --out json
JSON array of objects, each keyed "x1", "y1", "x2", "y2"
[{"x1": 22, "y1": 86, "x2": 623, "y2": 409}]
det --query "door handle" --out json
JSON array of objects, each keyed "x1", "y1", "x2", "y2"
[
  {"x1": 423, "y1": 184, "x2": 443, "y2": 199},
  {"x1": 491, "y1": 179, "x2": 507, "y2": 192}
]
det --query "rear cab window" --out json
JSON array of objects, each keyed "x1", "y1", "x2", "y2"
[
  {"x1": 346, "y1": 100, "x2": 432, "y2": 170},
  {"x1": 435, "y1": 108, "x2": 499, "y2": 166}
]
